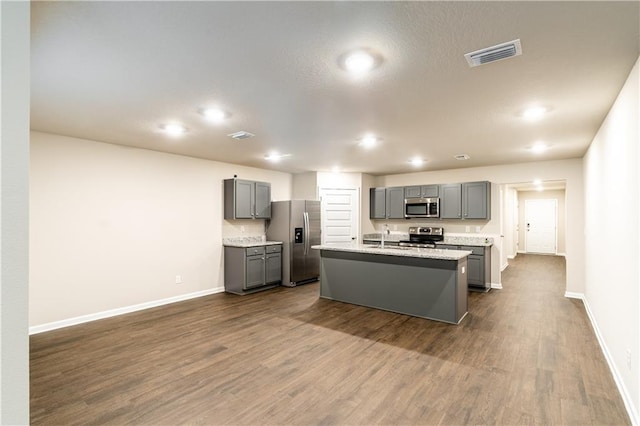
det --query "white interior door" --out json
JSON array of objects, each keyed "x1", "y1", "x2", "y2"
[
  {"x1": 319, "y1": 188, "x2": 359, "y2": 245},
  {"x1": 525, "y1": 199, "x2": 557, "y2": 254}
]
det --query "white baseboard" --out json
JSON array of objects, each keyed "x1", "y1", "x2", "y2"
[
  {"x1": 556, "y1": 252, "x2": 566, "y2": 257},
  {"x1": 500, "y1": 262, "x2": 509, "y2": 272},
  {"x1": 491, "y1": 282, "x2": 503, "y2": 290},
  {"x1": 507, "y1": 254, "x2": 517, "y2": 260},
  {"x1": 565, "y1": 292, "x2": 639, "y2": 425},
  {"x1": 517, "y1": 250, "x2": 526, "y2": 254},
  {"x1": 29, "y1": 286, "x2": 225, "y2": 335},
  {"x1": 564, "y1": 291, "x2": 584, "y2": 299}
]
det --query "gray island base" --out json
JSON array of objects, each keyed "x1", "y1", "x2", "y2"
[{"x1": 315, "y1": 246, "x2": 469, "y2": 324}]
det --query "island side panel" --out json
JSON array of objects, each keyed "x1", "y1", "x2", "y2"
[{"x1": 319, "y1": 250, "x2": 467, "y2": 324}]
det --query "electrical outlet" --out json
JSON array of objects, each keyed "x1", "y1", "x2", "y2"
[
  {"x1": 393, "y1": 225, "x2": 398, "y2": 231},
  {"x1": 175, "y1": 275, "x2": 182, "y2": 284},
  {"x1": 475, "y1": 226, "x2": 481, "y2": 233},
  {"x1": 465, "y1": 226, "x2": 471, "y2": 232},
  {"x1": 241, "y1": 225, "x2": 245, "y2": 233},
  {"x1": 626, "y1": 348, "x2": 631, "y2": 370}
]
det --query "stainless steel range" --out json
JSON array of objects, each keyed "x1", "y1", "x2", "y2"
[{"x1": 398, "y1": 227, "x2": 444, "y2": 248}]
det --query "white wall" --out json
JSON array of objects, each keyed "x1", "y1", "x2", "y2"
[
  {"x1": 517, "y1": 189, "x2": 566, "y2": 254},
  {"x1": 30, "y1": 131, "x2": 292, "y2": 327},
  {"x1": 376, "y1": 161, "x2": 584, "y2": 293},
  {"x1": 0, "y1": 1, "x2": 30, "y2": 422},
  {"x1": 583, "y1": 57, "x2": 639, "y2": 423}
]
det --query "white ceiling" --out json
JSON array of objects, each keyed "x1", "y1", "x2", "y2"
[{"x1": 31, "y1": 1, "x2": 639, "y2": 176}]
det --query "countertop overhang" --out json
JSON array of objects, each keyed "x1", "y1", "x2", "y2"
[{"x1": 312, "y1": 243, "x2": 471, "y2": 261}]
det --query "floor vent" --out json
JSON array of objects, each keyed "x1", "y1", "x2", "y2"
[
  {"x1": 228, "y1": 131, "x2": 255, "y2": 140},
  {"x1": 464, "y1": 39, "x2": 522, "y2": 67}
]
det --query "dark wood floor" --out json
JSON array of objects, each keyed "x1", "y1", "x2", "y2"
[{"x1": 31, "y1": 254, "x2": 630, "y2": 425}]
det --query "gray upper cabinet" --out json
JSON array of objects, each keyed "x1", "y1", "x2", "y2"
[
  {"x1": 404, "y1": 185, "x2": 439, "y2": 199},
  {"x1": 386, "y1": 187, "x2": 405, "y2": 219},
  {"x1": 370, "y1": 187, "x2": 404, "y2": 219},
  {"x1": 370, "y1": 187, "x2": 386, "y2": 219},
  {"x1": 462, "y1": 181, "x2": 491, "y2": 220},
  {"x1": 440, "y1": 181, "x2": 490, "y2": 220},
  {"x1": 440, "y1": 184, "x2": 463, "y2": 219},
  {"x1": 224, "y1": 178, "x2": 271, "y2": 220}
]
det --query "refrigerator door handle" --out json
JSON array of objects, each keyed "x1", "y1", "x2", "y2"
[{"x1": 303, "y1": 211, "x2": 310, "y2": 255}]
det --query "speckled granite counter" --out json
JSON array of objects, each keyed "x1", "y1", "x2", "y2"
[
  {"x1": 312, "y1": 243, "x2": 470, "y2": 261},
  {"x1": 222, "y1": 236, "x2": 282, "y2": 248},
  {"x1": 362, "y1": 233, "x2": 493, "y2": 247}
]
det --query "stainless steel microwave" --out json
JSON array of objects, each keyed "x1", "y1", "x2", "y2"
[{"x1": 404, "y1": 197, "x2": 440, "y2": 218}]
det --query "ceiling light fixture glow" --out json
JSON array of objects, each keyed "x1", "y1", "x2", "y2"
[
  {"x1": 162, "y1": 123, "x2": 187, "y2": 136},
  {"x1": 201, "y1": 108, "x2": 228, "y2": 123},
  {"x1": 531, "y1": 143, "x2": 548, "y2": 154},
  {"x1": 344, "y1": 50, "x2": 375, "y2": 74},
  {"x1": 408, "y1": 158, "x2": 424, "y2": 167},
  {"x1": 264, "y1": 153, "x2": 291, "y2": 162},
  {"x1": 359, "y1": 134, "x2": 379, "y2": 148},
  {"x1": 522, "y1": 106, "x2": 547, "y2": 120},
  {"x1": 533, "y1": 179, "x2": 542, "y2": 185}
]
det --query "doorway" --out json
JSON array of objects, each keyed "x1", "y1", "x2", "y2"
[
  {"x1": 524, "y1": 199, "x2": 557, "y2": 254},
  {"x1": 318, "y1": 188, "x2": 359, "y2": 245}
]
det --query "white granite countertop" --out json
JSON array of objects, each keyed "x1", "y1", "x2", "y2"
[
  {"x1": 312, "y1": 243, "x2": 471, "y2": 261},
  {"x1": 223, "y1": 237, "x2": 283, "y2": 248},
  {"x1": 362, "y1": 233, "x2": 493, "y2": 247}
]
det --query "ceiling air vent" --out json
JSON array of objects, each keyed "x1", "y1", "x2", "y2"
[
  {"x1": 454, "y1": 154, "x2": 471, "y2": 161},
  {"x1": 464, "y1": 39, "x2": 522, "y2": 67},
  {"x1": 228, "y1": 131, "x2": 255, "y2": 140}
]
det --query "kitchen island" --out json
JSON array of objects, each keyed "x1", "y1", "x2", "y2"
[{"x1": 311, "y1": 243, "x2": 470, "y2": 324}]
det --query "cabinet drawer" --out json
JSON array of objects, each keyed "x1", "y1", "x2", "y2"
[
  {"x1": 265, "y1": 245, "x2": 281, "y2": 254},
  {"x1": 246, "y1": 247, "x2": 265, "y2": 256}
]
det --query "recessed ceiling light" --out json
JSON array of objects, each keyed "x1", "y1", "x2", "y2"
[
  {"x1": 201, "y1": 107, "x2": 228, "y2": 123},
  {"x1": 340, "y1": 48, "x2": 381, "y2": 76},
  {"x1": 359, "y1": 134, "x2": 379, "y2": 148},
  {"x1": 533, "y1": 179, "x2": 542, "y2": 185},
  {"x1": 454, "y1": 154, "x2": 471, "y2": 160},
  {"x1": 522, "y1": 106, "x2": 547, "y2": 120},
  {"x1": 536, "y1": 186, "x2": 544, "y2": 192},
  {"x1": 264, "y1": 153, "x2": 291, "y2": 162},
  {"x1": 408, "y1": 158, "x2": 425, "y2": 167},
  {"x1": 332, "y1": 166, "x2": 340, "y2": 173},
  {"x1": 531, "y1": 143, "x2": 548, "y2": 154},
  {"x1": 161, "y1": 123, "x2": 187, "y2": 136}
]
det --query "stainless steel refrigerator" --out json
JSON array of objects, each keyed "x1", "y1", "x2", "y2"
[{"x1": 266, "y1": 200, "x2": 321, "y2": 287}]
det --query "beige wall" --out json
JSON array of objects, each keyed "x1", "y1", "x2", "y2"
[
  {"x1": 374, "y1": 159, "x2": 584, "y2": 293},
  {"x1": 292, "y1": 172, "x2": 317, "y2": 200},
  {"x1": 30, "y1": 131, "x2": 292, "y2": 327},
  {"x1": 583, "y1": 57, "x2": 639, "y2": 420},
  {"x1": 517, "y1": 189, "x2": 566, "y2": 254}
]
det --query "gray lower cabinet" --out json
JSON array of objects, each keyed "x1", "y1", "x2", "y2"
[
  {"x1": 439, "y1": 244, "x2": 491, "y2": 291},
  {"x1": 265, "y1": 247, "x2": 282, "y2": 284},
  {"x1": 224, "y1": 244, "x2": 282, "y2": 295},
  {"x1": 439, "y1": 181, "x2": 490, "y2": 220},
  {"x1": 370, "y1": 187, "x2": 404, "y2": 219},
  {"x1": 224, "y1": 178, "x2": 271, "y2": 219}
]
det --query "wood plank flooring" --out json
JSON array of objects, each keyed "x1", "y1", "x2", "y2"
[{"x1": 30, "y1": 254, "x2": 630, "y2": 425}]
